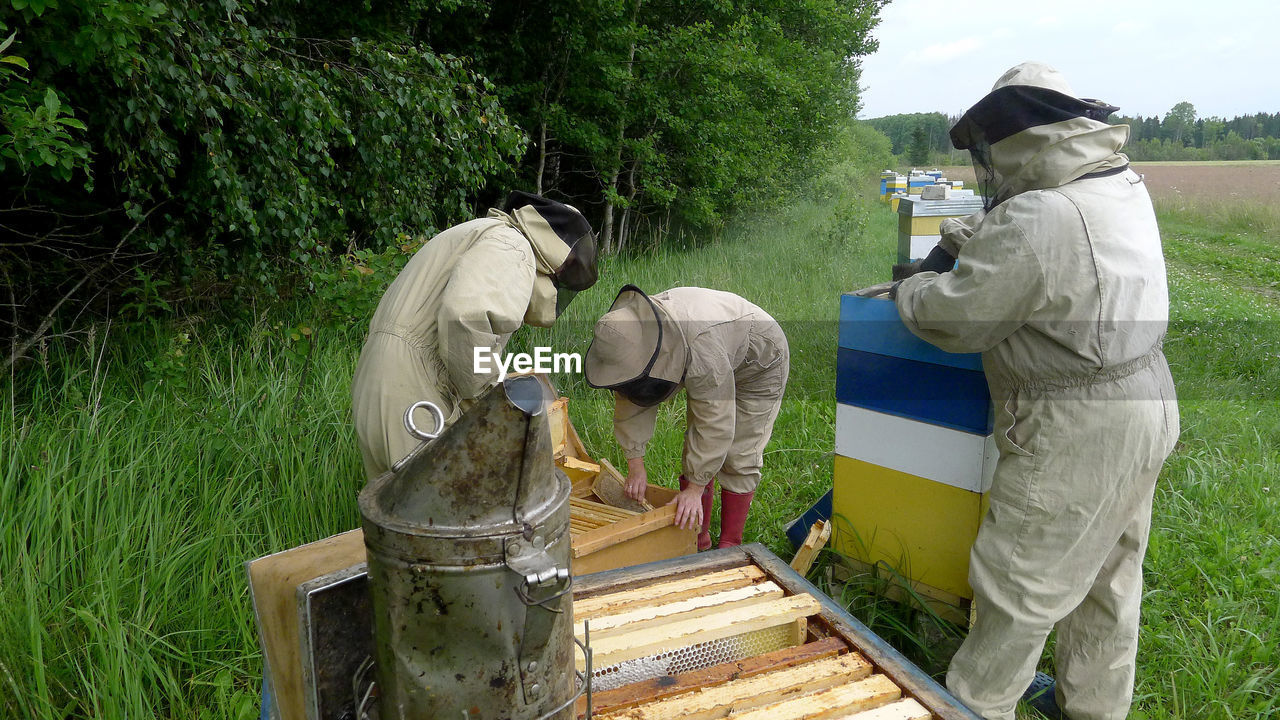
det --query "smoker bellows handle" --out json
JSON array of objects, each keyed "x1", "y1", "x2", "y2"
[{"x1": 403, "y1": 400, "x2": 445, "y2": 441}]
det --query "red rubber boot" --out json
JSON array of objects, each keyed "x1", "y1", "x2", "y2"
[
  {"x1": 679, "y1": 476, "x2": 715, "y2": 551},
  {"x1": 717, "y1": 489, "x2": 755, "y2": 548}
]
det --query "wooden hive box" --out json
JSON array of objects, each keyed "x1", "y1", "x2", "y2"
[
  {"x1": 895, "y1": 195, "x2": 986, "y2": 263},
  {"x1": 833, "y1": 294, "x2": 995, "y2": 623},
  {"x1": 569, "y1": 545, "x2": 982, "y2": 720},
  {"x1": 542, "y1": 379, "x2": 698, "y2": 576}
]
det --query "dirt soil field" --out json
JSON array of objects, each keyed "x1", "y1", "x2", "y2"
[{"x1": 933, "y1": 161, "x2": 1280, "y2": 204}]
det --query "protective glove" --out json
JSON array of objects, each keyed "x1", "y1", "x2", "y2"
[
  {"x1": 852, "y1": 281, "x2": 896, "y2": 298},
  {"x1": 891, "y1": 244, "x2": 957, "y2": 281}
]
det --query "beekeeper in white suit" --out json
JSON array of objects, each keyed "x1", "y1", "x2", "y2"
[
  {"x1": 351, "y1": 191, "x2": 598, "y2": 480},
  {"x1": 583, "y1": 285, "x2": 789, "y2": 551},
  {"x1": 891, "y1": 63, "x2": 1180, "y2": 720}
]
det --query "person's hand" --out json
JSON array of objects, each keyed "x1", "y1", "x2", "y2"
[
  {"x1": 852, "y1": 281, "x2": 895, "y2": 298},
  {"x1": 669, "y1": 483, "x2": 705, "y2": 531},
  {"x1": 624, "y1": 457, "x2": 648, "y2": 501}
]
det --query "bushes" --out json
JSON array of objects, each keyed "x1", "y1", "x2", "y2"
[
  {"x1": 1, "y1": 0, "x2": 525, "y2": 358},
  {"x1": 1, "y1": 0, "x2": 889, "y2": 361}
]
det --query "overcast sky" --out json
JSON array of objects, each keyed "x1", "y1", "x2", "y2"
[{"x1": 857, "y1": 0, "x2": 1279, "y2": 122}]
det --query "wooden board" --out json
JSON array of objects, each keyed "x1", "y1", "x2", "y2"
[
  {"x1": 246, "y1": 529, "x2": 367, "y2": 720},
  {"x1": 573, "y1": 636, "x2": 847, "y2": 718},
  {"x1": 574, "y1": 565, "x2": 768, "y2": 620},
  {"x1": 538, "y1": 374, "x2": 590, "y2": 461},
  {"x1": 572, "y1": 524, "x2": 697, "y2": 576},
  {"x1": 560, "y1": 455, "x2": 602, "y2": 486},
  {"x1": 573, "y1": 503, "x2": 678, "y2": 558},
  {"x1": 727, "y1": 674, "x2": 902, "y2": 720},
  {"x1": 549, "y1": 396, "x2": 569, "y2": 457},
  {"x1": 575, "y1": 593, "x2": 821, "y2": 671},
  {"x1": 574, "y1": 582, "x2": 786, "y2": 639},
  {"x1": 570, "y1": 496, "x2": 638, "y2": 524},
  {"x1": 835, "y1": 698, "x2": 932, "y2": 720},
  {"x1": 597, "y1": 653, "x2": 873, "y2": 720},
  {"x1": 790, "y1": 519, "x2": 832, "y2": 576}
]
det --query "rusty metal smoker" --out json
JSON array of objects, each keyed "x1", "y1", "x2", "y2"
[{"x1": 358, "y1": 375, "x2": 583, "y2": 719}]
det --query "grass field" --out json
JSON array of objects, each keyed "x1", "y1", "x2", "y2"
[{"x1": 3, "y1": 146, "x2": 1278, "y2": 718}]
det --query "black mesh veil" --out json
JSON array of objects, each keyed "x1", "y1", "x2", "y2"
[
  {"x1": 967, "y1": 139, "x2": 1002, "y2": 213},
  {"x1": 949, "y1": 85, "x2": 1119, "y2": 212}
]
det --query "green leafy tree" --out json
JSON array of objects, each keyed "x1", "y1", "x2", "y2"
[
  {"x1": 1162, "y1": 101, "x2": 1197, "y2": 146},
  {"x1": 0, "y1": 31, "x2": 89, "y2": 181},
  {"x1": 907, "y1": 125, "x2": 929, "y2": 165},
  {"x1": 1, "y1": 0, "x2": 525, "y2": 363}
]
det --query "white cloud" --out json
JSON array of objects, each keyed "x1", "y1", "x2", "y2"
[
  {"x1": 918, "y1": 37, "x2": 984, "y2": 63},
  {"x1": 1035, "y1": 16, "x2": 1060, "y2": 26},
  {"x1": 1111, "y1": 21, "x2": 1146, "y2": 36}
]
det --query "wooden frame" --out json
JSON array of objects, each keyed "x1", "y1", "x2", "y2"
[
  {"x1": 537, "y1": 374, "x2": 696, "y2": 575},
  {"x1": 572, "y1": 544, "x2": 983, "y2": 720}
]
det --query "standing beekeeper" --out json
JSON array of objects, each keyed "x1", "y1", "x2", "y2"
[
  {"x1": 583, "y1": 285, "x2": 789, "y2": 550},
  {"x1": 890, "y1": 62, "x2": 1180, "y2": 720},
  {"x1": 351, "y1": 191, "x2": 598, "y2": 480}
]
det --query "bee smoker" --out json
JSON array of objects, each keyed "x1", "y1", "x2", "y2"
[{"x1": 358, "y1": 375, "x2": 582, "y2": 719}]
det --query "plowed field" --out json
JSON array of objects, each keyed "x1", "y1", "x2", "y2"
[{"x1": 933, "y1": 160, "x2": 1280, "y2": 203}]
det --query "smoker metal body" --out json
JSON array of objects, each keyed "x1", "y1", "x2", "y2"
[{"x1": 358, "y1": 376, "x2": 575, "y2": 719}]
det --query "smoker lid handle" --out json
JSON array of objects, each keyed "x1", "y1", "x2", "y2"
[{"x1": 403, "y1": 401, "x2": 445, "y2": 441}]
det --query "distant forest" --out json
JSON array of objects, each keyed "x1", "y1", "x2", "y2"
[{"x1": 867, "y1": 105, "x2": 1280, "y2": 164}]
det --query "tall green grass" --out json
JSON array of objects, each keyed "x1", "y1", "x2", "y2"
[{"x1": 3, "y1": 124, "x2": 1279, "y2": 718}]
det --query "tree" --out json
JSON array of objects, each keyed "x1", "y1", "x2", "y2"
[
  {"x1": 1162, "y1": 101, "x2": 1197, "y2": 146},
  {"x1": 907, "y1": 125, "x2": 929, "y2": 165},
  {"x1": 1, "y1": 0, "x2": 526, "y2": 362}
]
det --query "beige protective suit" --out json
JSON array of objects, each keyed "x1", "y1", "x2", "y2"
[
  {"x1": 894, "y1": 64, "x2": 1179, "y2": 720},
  {"x1": 351, "y1": 209, "x2": 574, "y2": 480},
  {"x1": 612, "y1": 288, "x2": 789, "y2": 494}
]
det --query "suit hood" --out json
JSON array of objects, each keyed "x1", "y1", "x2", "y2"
[{"x1": 951, "y1": 62, "x2": 1129, "y2": 203}]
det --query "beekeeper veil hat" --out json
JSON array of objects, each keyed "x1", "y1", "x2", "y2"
[
  {"x1": 499, "y1": 191, "x2": 599, "y2": 326},
  {"x1": 584, "y1": 285, "x2": 688, "y2": 407},
  {"x1": 950, "y1": 62, "x2": 1122, "y2": 210}
]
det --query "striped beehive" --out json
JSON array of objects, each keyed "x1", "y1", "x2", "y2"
[
  {"x1": 895, "y1": 194, "x2": 986, "y2": 264},
  {"x1": 571, "y1": 547, "x2": 980, "y2": 720},
  {"x1": 883, "y1": 175, "x2": 907, "y2": 203},
  {"x1": 906, "y1": 173, "x2": 932, "y2": 196},
  {"x1": 879, "y1": 170, "x2": 898, "y2": 199},
  {"x1": 832, "y1": 294, "x2": 995, "y2": 618}
]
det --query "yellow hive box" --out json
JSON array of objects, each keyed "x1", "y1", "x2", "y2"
[{"x1": 831, "y1": 454, "x2": 988, "y2": 607}]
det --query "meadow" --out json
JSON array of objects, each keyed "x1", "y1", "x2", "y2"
[{"x1": 2, "y1": 150, "x2": 1278, "y2": 718}]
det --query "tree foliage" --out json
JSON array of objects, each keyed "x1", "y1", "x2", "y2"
[
  {"x1": 2, "y1": 0, "x2": 886, "y2": 354},
  {"x1": 1112, "y1": 106, "x2": 1280, "y2": 161},
  {"x1": 1, "y1": 0, "x2": 525, "y2": 359},
  {"x1": 430, "y1": 0, "x2": 886, "y2": 250},
  {"x1": 863, "y1": 111, "x2": 959, "y2": 164}
]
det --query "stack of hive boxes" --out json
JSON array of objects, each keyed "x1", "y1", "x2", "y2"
[
  {"x1": 895, "y1": 192, "x2": 986, "y2": 264},
  {"x1": 879, "y1": 170, "x2": 898, "y2": 200},
  {"x1": 884, "y1": 174, "x2": 907, "y2": 205},
  {"x1": 832, "y1": 293, "x2": 996, "y2": 619},
  {"x1": 905, "y1": 171, "x2": 933, "y2": 196}
]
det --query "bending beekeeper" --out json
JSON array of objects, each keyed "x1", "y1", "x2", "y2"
[
  {"x1": 351, "y1": 191, "x2": 598, "y2": 480},
  {"x1": 891, "y1": 62, "x2": 1180, "y2": 720},
  {"x1": 583, "y1": 285, "x2": 789, "y2": 550}
]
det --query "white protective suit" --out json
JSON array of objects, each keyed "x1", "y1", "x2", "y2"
[
  {"x1": 611, "y1": 288, "x2": 790, "y2": 494},
  {"x1": 894, "y1": 63, "x2": 1180, "y2": 720},
  {"x1": 351, "y1": 208, "x2": 578, "y2": 480}
]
